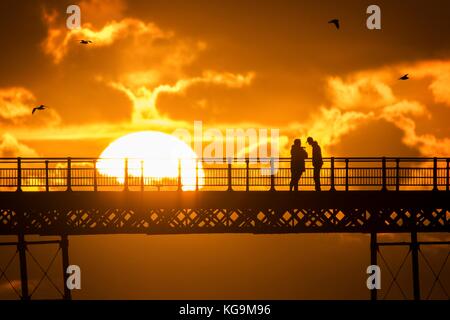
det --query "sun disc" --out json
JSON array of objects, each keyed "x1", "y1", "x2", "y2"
[{"x1": 97, "y1": 131, "x2": 203, "y2": 190}]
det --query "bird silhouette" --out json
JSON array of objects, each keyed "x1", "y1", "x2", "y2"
[
  {"x1": 399, "y1": 74, "x2": 409, "y2": 80},
  {"x1": 32, "y1": 105, "x2": 47, "y2": 114},
  {"x1": 328, "y1": 19, "x2": 340, "y2": 29},
  {"x1": 79, "y1": 40, "x2": 93, "y2": 45}
]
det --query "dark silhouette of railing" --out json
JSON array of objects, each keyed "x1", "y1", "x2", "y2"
[{"x1": 0, "y1": 157, "x2": 449, "y2": 192}]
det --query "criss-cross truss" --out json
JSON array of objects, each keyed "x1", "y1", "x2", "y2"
[{"x1": 0, "y1": 192, "x2": 448, "y2": 235}]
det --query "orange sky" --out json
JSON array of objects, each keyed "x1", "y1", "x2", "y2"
[{"x1": 1, "y1": 0, "x2": 450, "y2": 299}]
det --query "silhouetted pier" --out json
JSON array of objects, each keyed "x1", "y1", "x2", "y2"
[{"x1": 0, "y1": 157, "x2": 449, "y2": 300}]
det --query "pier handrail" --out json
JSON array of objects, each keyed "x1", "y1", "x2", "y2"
[{"x1": 0, "y1": 157, "x2": 448, "y2": 192}]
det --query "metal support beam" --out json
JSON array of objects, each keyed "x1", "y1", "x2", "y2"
[
  {"x1": 270, "y1": 158, "x2": 275, "y2": 191},
  {"x1": 17, "y1": 233, "x2": 29, "y2": 300},
  {"x1": 411, "y1": 232, "x2": 421, "y2": 300},
  {"x1": 370, "y1": 232, "x2": 378, "y2": 301},
  {"x1": 60, "y1": 234, "x2": 71, "y2": 300}
]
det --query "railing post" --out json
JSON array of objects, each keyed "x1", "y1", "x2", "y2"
[
  {"x1": 395, "y1": 158, "x2": 400, "y2": 191},
  {"x1": 177, "y1": 159, "x2": 182, "y2": 191},
  {"x1": 60, "y1": 235, "x2": 71, "y2": 300},
  {"x1": 330, "y1": 157, "x2": 335, "y2": 191},
  {"x1": 17, "y1": 157, "x2": 22, "y2": 192},
  {"x1": 345, "y1": 159, "x2": 349, "y2": 191},
  {"x1": 370, "y1": 232, "x2": 378, "y2": 301},
  {"x1": 270, "y1": 158, "x2": 275, "y2": 191},
  {"x1": 447, "y1": 158, "x2": 449, "y2": 192},
  {"x1": 432, "y1": 157, "x2": 438, "y2": 191},
  {"x1": 227, "y1": 158, "x2": 232, "y2": 191},
  {"x1": 381, "y1": 157, "x2": 387, "y2": 191},
  {"x1": 140, "y1": 160, "x2": 144, "y2": 192},
  {"x1": 45, "y1": 160, "x2": 49, "y2": 192},
  {"x1": 67, "y1": 157, "x2": 72, "y2": 191},
  {"x1": 93, "y1": 160, "x2": 98, "y2": 192},
  {"x1": 245, "y1": 158, "x2": 250, "y2": 192},
  {"x1": 195, "y1": 158, "x2": 199, "y2": 191},
  {"x1": 17, "y1": 233, "x2": 29, "y2": 300},
  {"x1": 411, "y1": 231, "x2": 421, "y2": 300},
  {"x1": 124, "y1": 158, "x2": 129, "y2": 191}
]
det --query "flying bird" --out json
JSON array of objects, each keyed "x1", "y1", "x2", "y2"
[
  {"x1": 399, "y1": 74, "x2": 409, "y2": 80},
  {"x1": 32, "y1": 105, "x2": 47, "y2": 114},
  {"x1": 79, "y1": 40, "x2": 93, "y2": 44},
  {"x1": 328, "y1": 19, "x2": 340, "y2": 30}
]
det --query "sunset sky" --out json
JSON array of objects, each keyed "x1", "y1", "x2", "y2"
[
  {"x1": 1, "y1": 0, "x2": 450, "y2": 158},
  {"x1": 1, "y1": 0, "x2": 450, "y2": 299}
]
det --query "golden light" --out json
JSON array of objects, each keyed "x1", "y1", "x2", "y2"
[{"x1": 97, "y1": 131, "x2": 204, "y2": 190}]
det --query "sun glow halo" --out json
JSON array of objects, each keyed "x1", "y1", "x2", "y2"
[{"x1": 97, "y1": 131, "x2": 203, "y2": 190}]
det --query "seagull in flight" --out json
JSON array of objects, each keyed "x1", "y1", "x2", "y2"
[
  {"x1": 79, "y1": 40, "x2": 93, "y2": 45},
  {"x1": 328, "y1": 19, "x2": 340, "y2": 30},
  {"x1": 399, "y1": 74, "x2": 409, "y2": 80},
  {"x1": 32, "y1": 105, "x2": 47, "y2": 114}
]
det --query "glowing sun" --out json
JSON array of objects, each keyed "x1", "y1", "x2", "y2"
[{"x1": 97, "y1": 131, "x2": 204, "y2": 190}]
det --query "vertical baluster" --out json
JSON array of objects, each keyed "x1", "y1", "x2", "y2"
[
  {"x1": 45, "y1": 160, "x2": 49, "y2": 192},
  {"x1": 345, "y1": 159, "x2": 349, "y2": 191},
  {"x1": 395, "y1": 158, "x2": 400, "y2": 191},
  {"x1": 124, "y1": 158, "x2": 129, "y2": 191},
  {"x1": 178, "y1": 158, "x2": 182, "y2": 191},
  {"x1": 17, "y1": 157, "x2": 22, "y2": 192},
  {"x1": 245, "y1": 158, "x2": 250, "y2": 192},
  {"x1": 381, "y1": 157, "x2": 387, "y2": 191},
  {"x1": 446, "y1": 158, "x2": 449, "y2": 192},
  {"x1": 140, "y1": 160, "x2": 144, "y2": 192},
  {"x1": 93, "y1": 159, "x2": 98, "y2": 192},
  {"x1": 195, "y1": 158, "x2": 199, "y2": 191},
  {"x1": 227, "y1": 158, "x2": 232, "y2": 191},
  {"x1": 330, "y1": 157, "x2": 335, "y2": 191},
  {"x1": 67, "y1": 157, "x2": 72, "y2": 191},
  {"x1": 270, "y1": 158, "x2": 275, "y2": 191},
  {"x1": 433, "y1": 157, "x2": 438, "y2": 191}
]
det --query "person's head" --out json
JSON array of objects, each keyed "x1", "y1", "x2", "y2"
[
  {"x1": 294, "y1": 139, "x2": 301, "y2": 146},
  {"x1": 307, "y1": 137, "x2": 314, "y2": 145}
]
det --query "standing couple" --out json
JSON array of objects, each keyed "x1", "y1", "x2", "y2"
[{"x1": 289, "y1": 137, "x2": 323, "y2": 191}]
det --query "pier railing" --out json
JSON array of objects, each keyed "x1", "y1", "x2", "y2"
[{"x1": 0, "y1": 157, "x2": 448, "y2": 192}]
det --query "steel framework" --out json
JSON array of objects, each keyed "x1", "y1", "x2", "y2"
[{"x1": 0, "y1": 157, "x2": 449, "y2": 301}]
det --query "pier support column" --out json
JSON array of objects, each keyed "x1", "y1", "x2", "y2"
[
  {"x1": 17, "y1": 233, "x2": 30, "y2": 300},
  {"x1": 61, "y1": 234, "x2": 72, "y2": 300}
]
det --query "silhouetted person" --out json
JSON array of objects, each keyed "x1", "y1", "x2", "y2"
[
  {"x1": 307, "y1": 137, "x2": 323, "y2": 191},
  {"x1": 290, "y1": 139, "x2": 308, "y2": 191}
]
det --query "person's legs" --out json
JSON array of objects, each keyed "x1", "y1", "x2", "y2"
[
  {"x1": 293, "y1": 176, "x2": 299, "y2": 191},
  {"x1": 290, "y1": 171, "x2": 295, "y2": 191},
  {"x1": 314, "y1": 165, "x2": 322, "y2": 191},
  {"x1": 297, "y1": 172, "x2": 304, "y2": 191},
  {"x1": 291, "y1": 170, "x2": 300, "y2": 191}
]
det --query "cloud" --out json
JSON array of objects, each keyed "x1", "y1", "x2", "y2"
[
  {"x1": 302, "y1": 59, "x2": 450, "y2": 156},
  {"x1": 78, "y1": 0, "x2": 127, "y2": 26},
  {"x1": 0, "y1": 87, "x2": 60, "y2": 126},
  {"x1": 0, "y1": 133, "x2": 38, "y2": 157},
  {"x1": 42, "y1": 9, "x2": 172, "y2": 64},
  {"x1": 109, "y1": 71, "x2": 255, "y2": 123},
  {"x1": 412, "y1": 60, "x2": 450, "y2": 107},
  {"x1": 0, "y1": 87, "x2": 34, "y2": 122},
  {"x1": 327, "y1": 75, "x2": 395, "y2": 110},
  {"x1": 298, "y1": 107, "x2": 373, "y2": 149}
]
